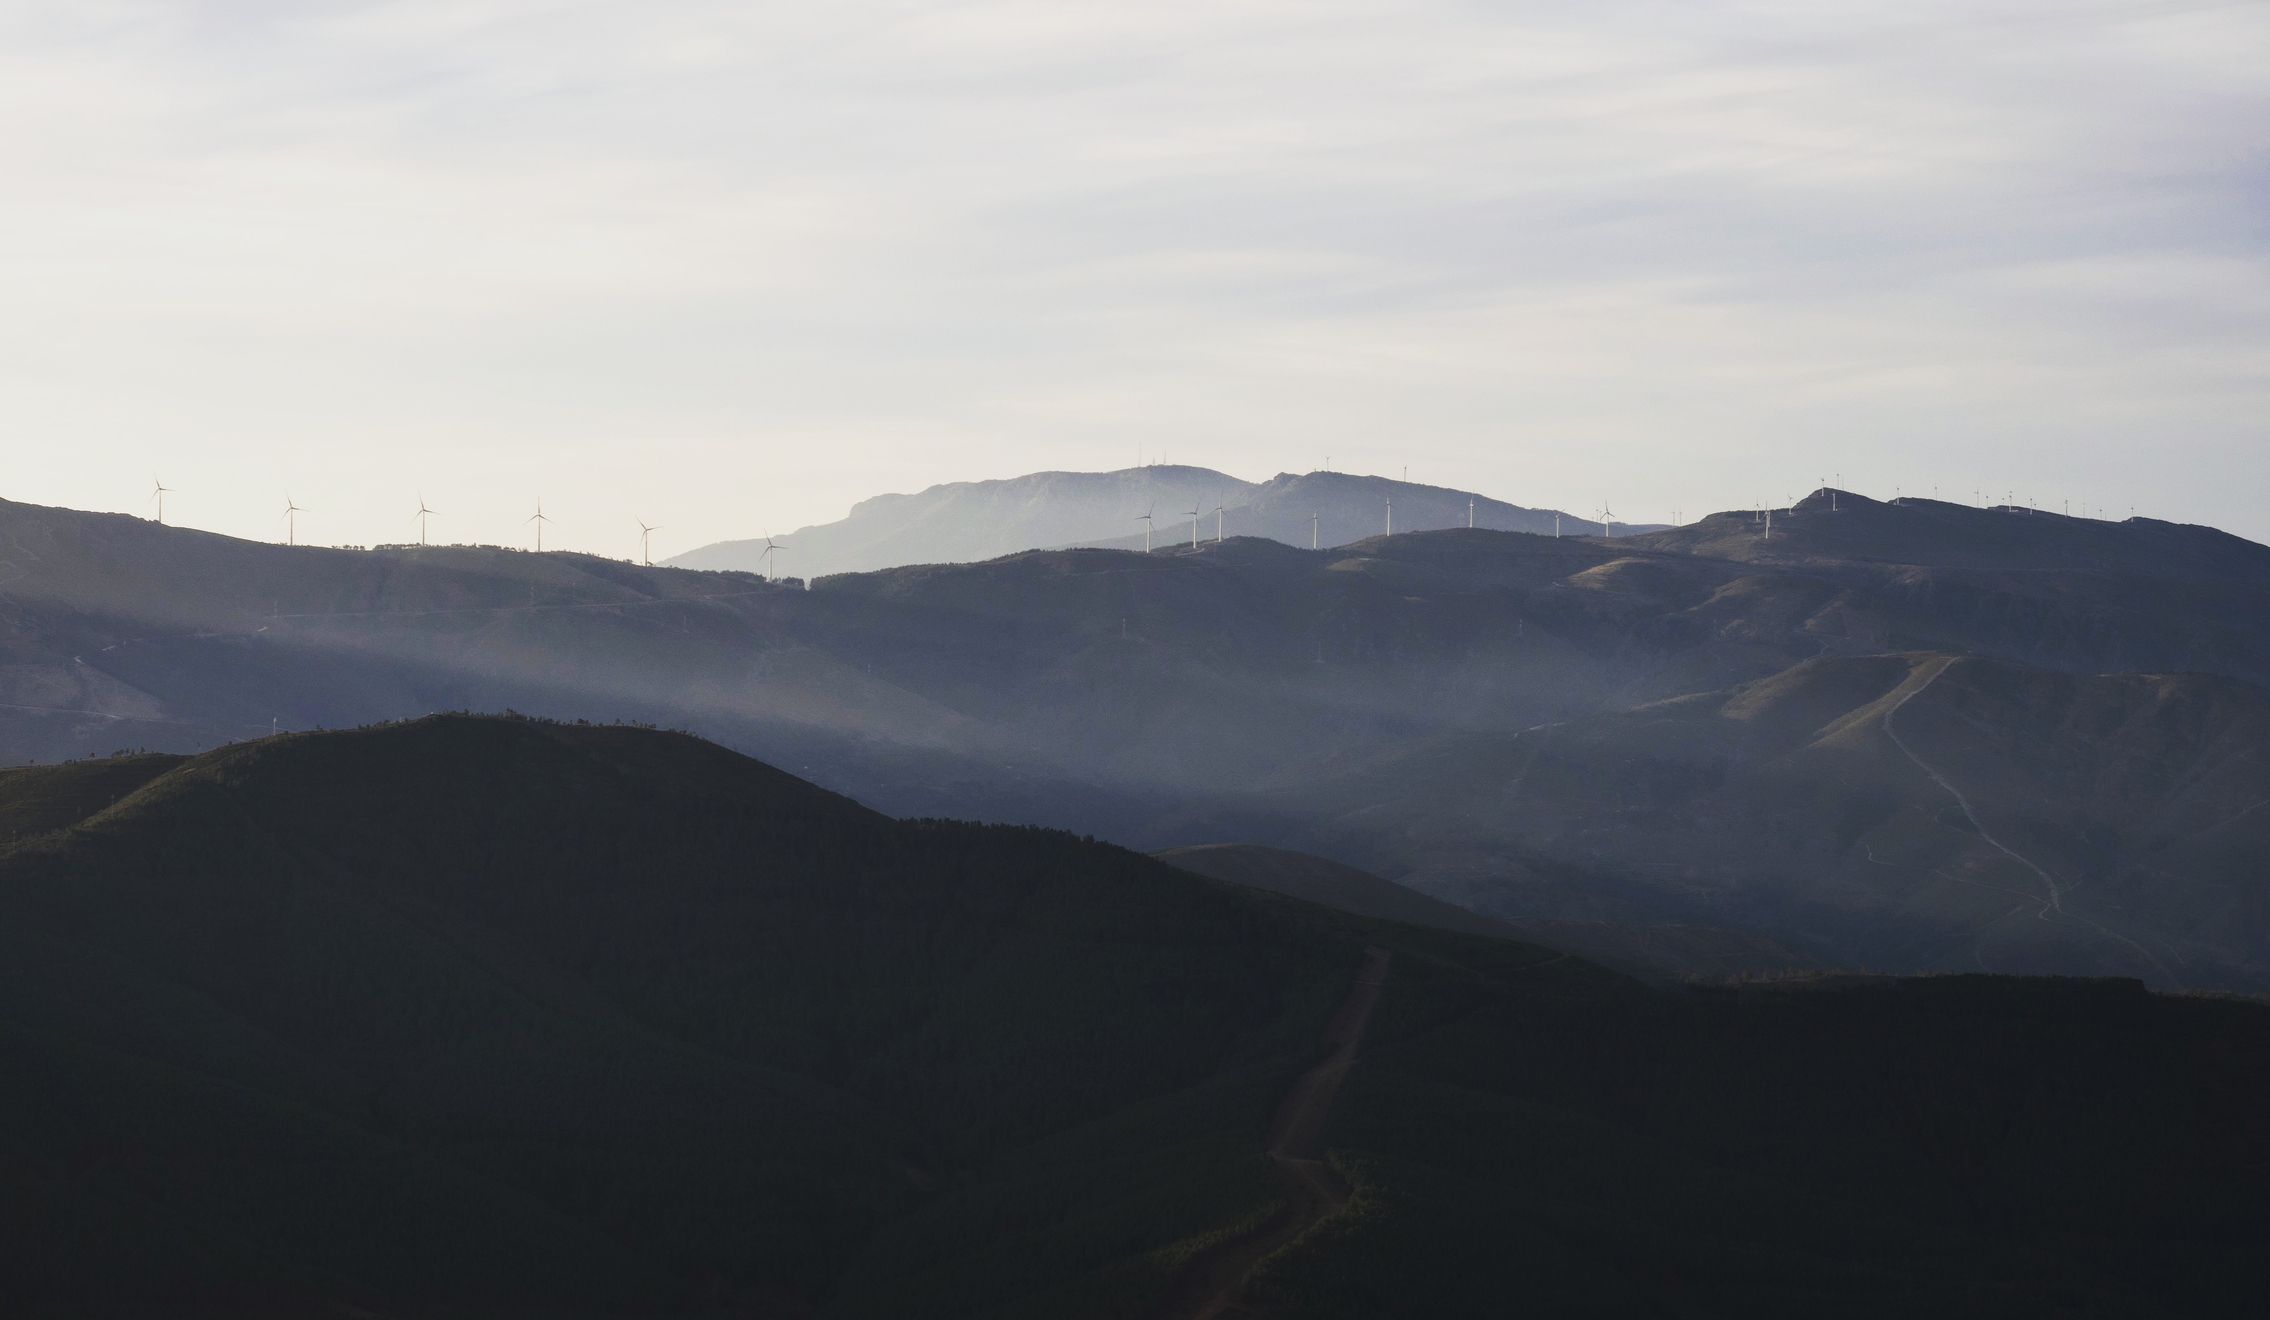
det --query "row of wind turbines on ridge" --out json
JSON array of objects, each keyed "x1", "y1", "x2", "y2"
[
  {"x1": 1133, "y1": 489, "x2": 1624, "y2": 550},
  {"x1": 145, "y1": 479, "x2": 784, "y2": 577}
]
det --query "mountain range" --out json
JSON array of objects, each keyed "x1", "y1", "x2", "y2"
[
  {"x1": 2, "y1": 485, "x2": 2266, "y2": 987},
  {"x1": 665, "y1": 467, "x2": 1649, "y2": 578}
]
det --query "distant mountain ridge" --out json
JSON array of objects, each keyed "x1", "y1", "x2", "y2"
[
  {"x1": 1155, "y1": 842, "x2": 1829, "y2": 980},
  {"x1": 666, "y1": 466, "x2": 1656, "y2": 577},
  {"x1": 1060, "y1": 469, "x2": 1666, "y2": 556},
  {"x1": 667, "y1": 465, "x2": 1256, "y2": 578}
]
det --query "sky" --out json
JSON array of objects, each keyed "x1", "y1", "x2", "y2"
[{"x1": 3, "y1": 0, "x2": 2266, "y2": 558}]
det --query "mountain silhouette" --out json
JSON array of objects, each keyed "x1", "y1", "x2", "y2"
[
  {"x1": 3, "y1": 718, "x2": 2266, "y2": 1316},
  {"x1": 1156, "y1": 842, "x2": 1827, "y2": 979},
  {"x1": 665, "y1": 466, "x2": 1639, "y2": 577},
  {"x1": 667, "y1": 465, "x2": 1261, "y2": 577}
]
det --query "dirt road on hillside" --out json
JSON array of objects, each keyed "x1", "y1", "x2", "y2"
[
  {"x1": 1883, "y1": 658, "x2": 2180, "y2": 985},
  {"x1": 1161, "y1": 946, "x2": 1392, "y2": 1320}
]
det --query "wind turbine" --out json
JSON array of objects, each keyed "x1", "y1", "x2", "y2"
[
  {"x1": 1385, "y1": 495, "x2": 1392, "y2": 536},
  {"x1": 1136, "y1": 504, "x2": 1154, "y2": 552},
  {"x1": 150, "y1": 478, "x2": 173, "y2": 524},
  {"x1": 1310, "y1": 511, "x2": 1319, "y2": 549},
  {"x1": 413, "y1": 494, "x2": 436, "y2": 546},
  {"x1": 1213, "y1": 492, "x2": 1224, "y2": 543},
  {"x1": 1468, "y1": 496, "x2": 1475, "y2": 529},
  {"x1": 526, "y1": 499, "x2": 551, "y2": 552},
  {"x1": 759, "y1": 533, "x2": 779, "y2": 580},
  {"x1": 1184, "y1": 504, "x2": 1200, "y2": 550},
  {"x1": 638, "y1": 519, "x2": 661, "y2": 566},
  {"x1": 280, "y1": 496, "x2": 306, "y2": 546},
  {"x1": 1598, "y1": 503, "x2": 1615, "y2": 538}
]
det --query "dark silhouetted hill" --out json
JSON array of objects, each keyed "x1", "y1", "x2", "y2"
[
  {"x1": 3, "y1": 720, "x2": 2267, "y2": 1316},
  {"x1": 1157, "y1": 843, "x2": 1515, "y2": 936},
  {"x1": 1156, "y1": 842, "x2": 1827, "y2": 980},
  {"x1": 0, "y1": 715, "x2": 1370, "y2": 1314},
  {"x1": 665, "y1": 466, "x2": 1635, "y2": 576}
]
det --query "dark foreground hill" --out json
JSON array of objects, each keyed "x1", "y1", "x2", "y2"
[
  {"x1": 1157, "y1": 843, "x2": 1829, "y2": 980},
  {"x1": 2, "y1": 718, "x2": 2267, "y2": 1318}
]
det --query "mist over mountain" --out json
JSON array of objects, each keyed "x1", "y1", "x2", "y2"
[
  {"x1": 1228, "y1": 652, "x2": 2270, "y2": 988},
  {"x1": 2, "y1": 487, "x2": 2266, "y2": 989},
  {"x1": 666, "y1": 466, "x2": 1639, "y2": 577}
]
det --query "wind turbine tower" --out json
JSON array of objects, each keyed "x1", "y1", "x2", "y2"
[
  {"x1": 1136, "y1": 504, "x2": 1154, "y2": 552},
  {"x1": 1184, "y1": 505, "x2": 1200, "y2": 550},
  {"x1": 151, "y1": 478, "x2": 173, "y2": 524},
  {"x1": 1310, "y1": 511, "x2": 1319, "y2": 549},
  {"x1": 638, "y1": 520, "x2": 661, "y2": 566},
  {"x1": 281, "y1": 496, "x2": 306, "y2": 546},
  {"x1": 526, "y1": 500, "x2": 551, "y2": 552},
  {"x1": 414, "y1": 495, "x2": 437, "y2": 546},
  {"x1": 759, "y1": 534, "x2": 779, "y2": 581},
  {"x1": 1385, "y1": 496, "x2": 1392, "y2": 536},
  {"x1": 1468, "y1": 496, "x2": 1475, "y2": 528},
  {"x1": 1599, "y1": 503, "x2": 1615, "y2": 538},
  {"x1": 1213, "y1": 493, "x2": 1224, "y2": 543}
]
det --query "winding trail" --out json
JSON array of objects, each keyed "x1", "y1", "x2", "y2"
[
  {"x1": 1162, "y1": 946, "x2": 1392, "y2": 1320},
  {"x1": 1881, "y1": 659, "x2": 2065, "y2": 913},
  {"x1": 1882, "y1": 658, "x2": 2179, "y2": 986}
]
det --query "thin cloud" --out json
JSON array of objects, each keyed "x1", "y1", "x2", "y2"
[{"x1": 0, "y1": 0, "x2": 2263, "y2": 551}]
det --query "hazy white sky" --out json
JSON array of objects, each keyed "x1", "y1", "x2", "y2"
[{"x1": 4, "y1": 0, "x2": 2266, "y2": 557}]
